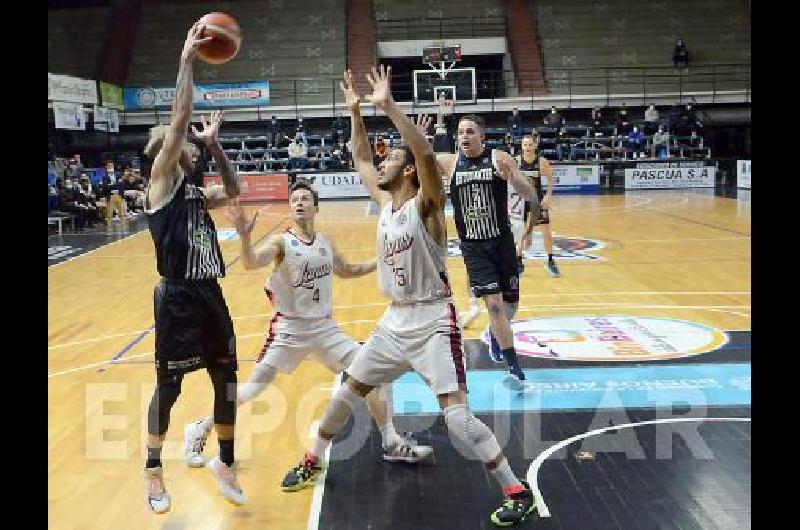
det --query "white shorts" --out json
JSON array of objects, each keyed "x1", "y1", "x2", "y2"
[
  {"x1": 346, "y1": 300, "x2": 466, "y2": 396},
  {"x1": 257, "y1": 315, "x2": 359, "y2": 374},
  {"x1": 510, "y1": 218, "x2": 526, "y2": 247}
]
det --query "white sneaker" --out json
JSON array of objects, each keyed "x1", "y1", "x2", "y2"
[
  {"x1": 383, "y1": 432, "x2": 434, "y2": 464},
  {"x1": 206, "y1": 456, "x2": 246, "y2": 506},
  {"x1": 184, "y1": 420, "x2": 212, "y2": 468},
  {"x1": 458, "y1": 304, "x2": 481, "y2": 329},
  {"x1": 502, "y1": 373, "x2": 538, "y2": 394},
  {"x1": 144, "y1": 466, "x2": 171, "y2": 514}
]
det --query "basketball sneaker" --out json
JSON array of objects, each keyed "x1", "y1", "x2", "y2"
[
  {"x1": 206, "y1": 456, "x2": 246, "y2": 506},
  {"x1": 143, "y1": 466, "x2": 171, "y2": 514},
  {"x1": 281, "y1": 453, "x2": 326, "y2": 492},
  {"x1": 502, "y1": 372, "x2": 537, "y2": 394},
  {"x1": 382, "y1": 431, "x2": 434, "y2": 464},
  {"x1": 184, "y1": 420, "x2": 212, "y2": 468},
  {"x1": 490, "y1": 480, "x2": 537, "y2": 527},
  {"x1": 545, "y1": 260, "x2": 561, "y2": 278}
]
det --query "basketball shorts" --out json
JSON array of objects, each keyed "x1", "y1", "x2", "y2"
[
  {"x1": 459, "y1": 234, "x2": 520, "y2": 299},
  {"x1": 510, "y1": 218, "x2": 527, "y2": 248},
  {"x1": 153, "y1": 278, "x2": 237, "y2": 377},
  {"x1": 257, "y1": 315, "x2": 359, "y2": 374},
  {"x1": 346, "y1": 300, "x2": 466, "y2": 396},
  {"x1": 532, "y1": 204, "x2": 550, "y2": 226}
]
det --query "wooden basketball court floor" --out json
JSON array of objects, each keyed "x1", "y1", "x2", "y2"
[{"x1": 48, "y1": 190, "x2": 751, "y2": 530}]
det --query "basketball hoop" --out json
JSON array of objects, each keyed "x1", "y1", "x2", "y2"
[{"x1": 423, "y1": 44, "x2": 461, "y2": 79}]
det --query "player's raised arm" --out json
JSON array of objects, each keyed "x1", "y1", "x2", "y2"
[
  {"x1": 365, "y1": 65, "x2": 442, "y2": 210},
  {"x1": 341, "y1": 70, "x2": 389, "y2": 207},
  {"x1": 330, "y1": 243, "x2": 377, "y2": 278},
  {"x1": 148, "y1": 23, "x2": 212, "y2": 205},
  {"x1": 194, "y1": 111, "x2": 240, "y2": 207},
  {"x1": 226, "y1": 202, "x2": 284, "y2": 270}
]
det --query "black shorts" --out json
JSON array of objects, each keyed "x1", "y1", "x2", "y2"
[
  {"x1": 460, "y1": 234, "x2": 520, "y2": 300},
  {"x1": 153, "y1": 278, "x2": 237, "y2": 377}
]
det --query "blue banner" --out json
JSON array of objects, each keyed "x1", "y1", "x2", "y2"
[{"x1": 123, "y1": 81, "x2": 270, "y2": 109}]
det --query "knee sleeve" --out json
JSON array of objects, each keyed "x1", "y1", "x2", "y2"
[
  {"x1": 443, "y1": 403, "x2": 502, "y2": 463},
  {"x1": 502, "y1": 291, "x2": 520, "y2": 305},
  {"x1": 318, "y1": 382, "x2": 364, "y2": 438},
  {"x1": 237, "y1": 363, "x2": 277, "y2": 405},
  {"x1": 209, "y1": 366, "x2": 237, "y2": 426},
  {"x1": 147, "y1": 374, "x2": 183, "y2": 436}
]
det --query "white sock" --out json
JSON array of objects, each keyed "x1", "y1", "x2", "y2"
[
  {"x1": 312, "y1": 435, "x2": 331, "y2": 460},
  {"x1": 379, "y1": 423, "x2": 401, "y2": 448},
  {"x1": 490, "y1": 458, "x2": 523, "y2": 490}
]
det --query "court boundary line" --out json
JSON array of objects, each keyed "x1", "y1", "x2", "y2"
[
  {"x1": 48, "y1": 229, "x2": 149, "y2": 269},
  {"x1": 525, "y1": 416, "x2": 752, "y2": 518}
]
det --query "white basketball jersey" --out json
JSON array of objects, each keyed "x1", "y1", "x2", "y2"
[
  {"x1": 507, "y1": 179, "x2": 526, "y2": 222},
  {"x1": 377, "y1": 195, "x2": 451, "y2": 303},
  {"x1": 265, "y1": 230, "x2": 334, "y2": 318}
]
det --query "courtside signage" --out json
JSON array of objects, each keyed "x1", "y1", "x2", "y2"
[{"x1": 625, "y1": 161, "x2": 715, "y2": 189}]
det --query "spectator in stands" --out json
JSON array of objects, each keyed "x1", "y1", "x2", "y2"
[
  {"x1": 544, "y1": 106, "x2": 562, "y2": 127},
  {"x1": 645, "y1": 104, "x2": 659, "y2": 123},
  {"x1": 673, "y1": 38, "x2": 689, "y2": 68},
  {"x1": 266, "y1": 115, "x2": 282, "y2": 148},
  {"x1": 331, "y1": 114, "x2": 350, "y2": 146},
  {"x1": 96, "y1": 175, "x2": 126, "y2": 225},
  {"x1": 57, "y1": 177, "x2": 88, "y2": 232},
  {"x1": 65, "y1": 155, "x2": 83, "y2": 179},
  {"x1": 77, "y1": 176, "x2": 100, "y2": 227},
  {"x1": 120, "y1": 168, "x2": 145, "y2": 213},
  {"x1": 287, "y1": 138, "x2": 303, "y2": 171},
  {"x1": 616, "y1": 102, "x2": 630, "y2": 134},
  {"x1": 507, "y1": 108, "x2": 523, "y2": 145},
  {"x1": 556, "y1": 120, "x2": 571, "y2": 160},
  {"x1": 592, "y1": 107, "x2": 603, "y2": 129},
  {"x1": 626, "y1": 126, "x2": 647, "y2": 158},
  {"x1": 373, "y1": 135, "x2": 388, "y2": 166},
  {"x1": 651, "y1": 125, "x2": 670, "y2": 159},
  {"x1": 683, "y1": 103, "x2": 702, "y2": 129},
  {"x1": 294, "y1": 117, "x2": 307, "y2": 143},
  {"x1": 329, "y1": 142, "x2": 349, "y2": 170}
]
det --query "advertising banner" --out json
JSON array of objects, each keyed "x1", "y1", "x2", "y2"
[
  {"x1": 93, "y1": 105, "x2": 120, "y2": 133},
  {"x1": 53, "y1": 101, "x2": 86, "y2": 130},
  {"x1": 99, "y1": 82, "x2": 125, "y2": 109},
  {"x1": 625, "y1": 161, "x2": 715, "y2": 189},
  {"x1": 300, "y1": 172, "x2": 370, "y2": 199},
  {"x1": 542, "y1": 165, "x2": 600, "y2": 193},
  {"x1": 737, "y1": 160, "x2": 751, "y2": 189},
  {"x1": 48, "y1": 73, "x2": 98, "y2": 104},
  {"x1": 203, "y1": 174, "x2": 288, "y2": 202},
  {"x1": 125, "y1": 81, "x2": 270, "y2": 109}
]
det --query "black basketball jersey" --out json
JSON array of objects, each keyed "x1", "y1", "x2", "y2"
[
  {"x1": 147, "y1": 177, "x2": 225, "y2": 280},
  {"x1": 519, "y1": 154, "x2": 543, "y2": 202},
  {"x1": 449, "y1": 148, "x2": 510, "y2": 241}
]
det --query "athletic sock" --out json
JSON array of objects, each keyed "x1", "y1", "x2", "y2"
[
  {"x1": 218, "y1": 439, "x2": 235, "y2": 466},
  {"x1": 145, "y1": 446, "x2": 163, "y2": 469},
  {"x1": 548, "y1": 254, "x2": 554, "y2": 262},
  {"x1": 491, "y1": 458, "x2": 524, "y2": 491}
]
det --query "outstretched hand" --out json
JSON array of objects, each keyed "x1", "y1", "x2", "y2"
[
  {"x1": 181, "y1": 22, "x2": 213, "y2": 62},
  {"x1": 339, "y1": 70, "x2": 361, "y2": 112},
  {"x1": 225, "y1": 200, "x2": 258, "y2": 236},
  {"x1": 191, "y1": 110, "x2": 224, "y2": 146},
  {"x1": 365, "y1": 64, "x2": 393, "y2": 109},
  {"x1": 414, "y1": 114, "x2": 433, "y2": 136}
]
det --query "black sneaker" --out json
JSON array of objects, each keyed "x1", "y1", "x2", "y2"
[
  {"x1": 516, "y1": 256, "x2": 525, "y2": 275},
  {"x1": 545, "y1": 260, "x2": 560, "y2": 278},
  {"x1": 490, "y1": 481, "x2": 537, "y2": 527},
  {"x1": 281, "y1": 453, "x2": 325, "y2": 492}
]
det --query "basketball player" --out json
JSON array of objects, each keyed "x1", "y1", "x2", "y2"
[
  {"x1": 184, "y1": 182, "x2": 433, "y2": 470},
  {"x1": 437, "y1": 117, "x2": 539, "y2": 392},
  {"x1": 518, "y1": 134, "x2": 560, "y2": 277},
  {"x1": 142, "y1": 23, "x2": 244, "y2": 513},
  {"x1": 279, "y1": 67, "x2": 537, "y2": 528}
]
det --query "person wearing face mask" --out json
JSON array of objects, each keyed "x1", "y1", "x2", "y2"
[
  {"x1": 543, "y1": 105, "x2": 562, "y2": 127},
  {"x1": 652, "y1": 125, "x2": 670, "y2": 159},
  {"x1": 626, "y1": 126, "x2": 647, "y2": 159}
]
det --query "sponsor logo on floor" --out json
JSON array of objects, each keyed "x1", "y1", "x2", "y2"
[
  {"x1": 48, "y1": 245, "x2": 80, "y2": 261},
  {"x1": 482, "y1": 315, "x2": 728, "y2": 362},
  {"x1": 216, "y1": 228, "x2": 240, "y2": 241},
  {"x1": 393, "y1": 363, "x2": 751, "y2": 413}
]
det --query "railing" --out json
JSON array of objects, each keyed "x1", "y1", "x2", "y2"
[
  {"x1": 116, "y1": 63, "x2": 750, "y2": 124},
  {"x1": 376, "y1": 15, "x2": 506, "y2": 41}
]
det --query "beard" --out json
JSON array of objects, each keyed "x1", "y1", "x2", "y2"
[{"x1": 377, "y1": 170, "x2": 400, "y2": 191}]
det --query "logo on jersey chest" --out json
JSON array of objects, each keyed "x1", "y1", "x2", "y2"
[
  {"x1": 292, "y1": 261, "x2": 332, "y2": 289},
  {"x1": 381, "y1": 233, "x2": 414, "y2": 265},
  {"x1": 454, "y1": 167, "x2": 493, "y2": 186},
  {"x1": 192, "y1": 227, "x2": 214, "y2": 249}
]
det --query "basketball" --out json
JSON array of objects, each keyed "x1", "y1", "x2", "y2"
[{"x1": 196, "y1": 12, "x2": 242, "y2": 65}]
